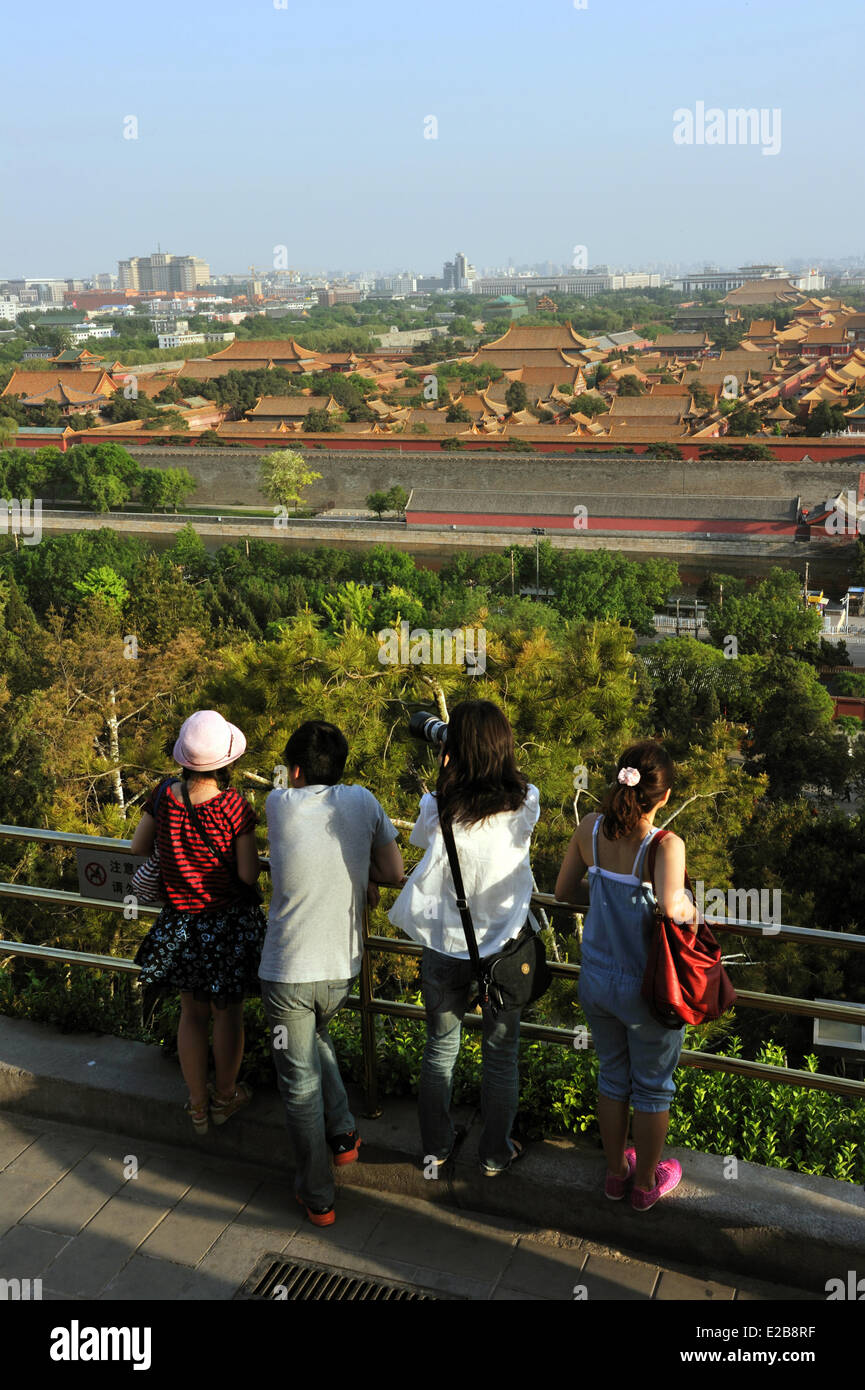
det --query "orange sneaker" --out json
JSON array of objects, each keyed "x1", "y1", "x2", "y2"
[
  {"x1": 328, "y1": 1130, "x2": 362, "y2": 1166},
  {"x1": 296, "y1": 1194, "x2": 336, "y2": 1227}
]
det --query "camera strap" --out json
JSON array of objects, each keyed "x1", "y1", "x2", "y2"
[
  {"x1": 440, "y1": 817, "x2": 488, "y2": 1006},
  {"x1": 179, "y1": 781, "x2": 263, "y2": 905}
]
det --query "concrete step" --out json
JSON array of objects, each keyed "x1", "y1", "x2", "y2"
[{"x1": 0, "y1": 1016, "x2": 862, "y2": 1294}]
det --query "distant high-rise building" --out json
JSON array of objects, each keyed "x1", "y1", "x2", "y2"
[
  {"x1": 443, "y1": 252, "x2": 476, "y2": 291},
  {"x1": 118, "y1": 253, "x2": 210, "y2": 292},
  {"x1": 373, "y1": 273, "x2": 417, "y2": 296},
  {"x1": 317, "y1": 288, "x2": 362, "y2": 306},
  {"x1": 33, "y1": 281, "x2": 67, "y2": 304}
]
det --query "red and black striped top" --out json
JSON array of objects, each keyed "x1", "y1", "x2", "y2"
[{"x1": 143, "y1": 781, "x2": 257, "y2": 912}]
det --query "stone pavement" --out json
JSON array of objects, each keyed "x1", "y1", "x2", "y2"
[{"x1": 0, "y1": 1112, "x2": 815, "y2": 1302}]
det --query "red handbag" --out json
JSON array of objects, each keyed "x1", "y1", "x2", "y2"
[{"x1": 641, "y1": 829, "x2": 737, "y2": 1029}]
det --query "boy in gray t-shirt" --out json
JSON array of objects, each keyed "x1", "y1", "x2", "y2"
[{"x1": 260, "y1": 720, "x2": 403, "y2": 1227}]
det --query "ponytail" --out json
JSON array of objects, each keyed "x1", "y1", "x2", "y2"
[{"x1": 601, "y1": 741, "x2": 674, "y2": 840}]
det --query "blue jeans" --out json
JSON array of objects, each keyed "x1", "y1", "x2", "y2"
[
  {"x1": 419, "y1": 947, "x2": 521, "y2": 1170},
  {"x1": 260, "y1": 979, "x2": 355, "y2": 1208},
  {"x1": 579, "y1": 967, "x2": 685, "y2": 1113}
]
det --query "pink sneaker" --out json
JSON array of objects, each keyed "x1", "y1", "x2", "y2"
[
  {"x1": 604, "y1": 1147, "x2": 637, "y2": 1200},
  {"x1": 631, "y1": 1159, "x2": 682, "y2": 1211}
]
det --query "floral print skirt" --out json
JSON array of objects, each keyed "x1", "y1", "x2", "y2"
[{"x1": 135, "y1": 898, "x2": 267, "y2": 1009}]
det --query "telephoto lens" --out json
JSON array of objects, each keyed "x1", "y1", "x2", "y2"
[{"x1": 408, "y1": 710, "x2": 448, "y2": 747}]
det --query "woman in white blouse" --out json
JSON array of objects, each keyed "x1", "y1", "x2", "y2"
[{"x1": 389, "y1": 700, "x2": 540, "y2": 1175}]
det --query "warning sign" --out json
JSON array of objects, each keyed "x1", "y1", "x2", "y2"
[{"x1": 76, "y1": 849, "x2": 149, "y2": 903}]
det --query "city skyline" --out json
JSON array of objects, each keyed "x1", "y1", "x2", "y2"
[
  {"x1": 3, "y1": 249, "x2": 862, "y2": 291},
  {"x1": 3, "y1": 0, "x2": 863, "y2": 276}
]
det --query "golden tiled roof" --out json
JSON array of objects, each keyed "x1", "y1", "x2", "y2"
[
  {"x1": 2, "y1": 369, "x2": 117, "y2": 400},
  {"x1": 604, "y1": 423, "x2": 690, "y2": 439},
  {"x1": 609, "y1": 395, "x2": 686, "y2": 418},
  {"x1": 177, "y1": 358, "x2": 274, "y2": 378},
  {"x1": 722, "y1": 280, "x2": 800, "y2": 305},
  {"x1": 247, "y1": 395, "x2": 339, "y2": 417},
  {"x1": 471, "y1": 322, "x2": 589, "y2": 354},
  {"x1": 208, "y1": 338, "x2": 322, "y2": 362},
  {"x1": 799, "y1": 383, "x2": 844, "y2": 402},
  {"x1": 215, "y1": 420, "x2": 288, "y2": 437},
  {"x1": 654, "y1": 333, "x2": 709, "y2": 349},
  {"x1": 802, "y1": 324, "x2": 854, "y2": 344},
  {"x1": 123, "y1": 372, "x2": 181, "y2": 399}
]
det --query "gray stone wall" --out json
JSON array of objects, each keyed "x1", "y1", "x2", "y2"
[{"x1": 129, "y1": 447, "x2": 864, "y2": 512}]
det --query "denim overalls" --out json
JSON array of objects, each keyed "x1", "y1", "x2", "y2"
[{"x1": 578, "y1": 817, "x2": 685, "y2": 1113}]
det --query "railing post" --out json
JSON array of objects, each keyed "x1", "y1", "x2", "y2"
[{"x1": 360, "y1": 907, "x2": 382, "y2": 1118}]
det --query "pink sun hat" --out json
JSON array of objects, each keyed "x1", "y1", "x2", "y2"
[{"x1": 173, "y1": 710, "x2": 247, "y2": 772}]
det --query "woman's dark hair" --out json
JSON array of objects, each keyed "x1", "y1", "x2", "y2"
[
  {"x1": 435, "y1": 700, "x2": 528, "y2": 831},
  {"x1": 284, "y1": 720, "x2": 348, "y2": 786},
  {"x1": 600, "y1": 741, "x2": 674, "y2": 841},
  {"x1": 181, "y1": 765, "x2": 232, "y2": 791}
]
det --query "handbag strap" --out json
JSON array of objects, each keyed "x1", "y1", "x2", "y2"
[
  {"x1": 179, "y1": 780, "x2": 243, "y2": 888},
  {"x1": 439, "y1": 815, "x2": 485, "y2": 985},
  {"x1": 151, "y1": 778, "x2": 169, "y2": 827},
  {"x1": 645, "y1": 827, "x2": 671, "y2": 893},
  {"x1": 646, "y1": 827, "x2": 697, "y2": 916}
]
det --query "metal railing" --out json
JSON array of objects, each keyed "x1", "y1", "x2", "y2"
[{"x1": 1, "y1": 823, "x2": 864, "y2": 1117}]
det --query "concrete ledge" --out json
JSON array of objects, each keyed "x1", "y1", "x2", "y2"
[{"x1": 1, "y1": 1017, "x2": 863, "y2": 1293}]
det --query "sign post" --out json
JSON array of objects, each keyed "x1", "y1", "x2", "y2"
[{"x1": 75, "y1": 850, "x2": 150, "y2": 904}]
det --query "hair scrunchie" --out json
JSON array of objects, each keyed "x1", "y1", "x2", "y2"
[{"x1": 617, "y1": 767, "x2": 641, "y2": 787}]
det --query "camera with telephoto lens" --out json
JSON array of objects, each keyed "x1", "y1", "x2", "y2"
[{"x1": 408, "y1": 710, "x2": 448, "y2": 747}]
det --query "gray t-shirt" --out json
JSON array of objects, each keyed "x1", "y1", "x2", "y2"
[{"x1": 259, "y1": 783, "x2": 398, "y2": 984}]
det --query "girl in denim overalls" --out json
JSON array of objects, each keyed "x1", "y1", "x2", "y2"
[{"x1": 556, "y1": 741, "x2": 695, "y2": 1211}]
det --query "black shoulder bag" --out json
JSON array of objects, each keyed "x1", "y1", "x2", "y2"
[
  {"x1": 180, "y1": 782, "x2": 263, "y2": 907},
  {"x1": 439, "y1": 817, "x2": 551, "y2": 1020}
]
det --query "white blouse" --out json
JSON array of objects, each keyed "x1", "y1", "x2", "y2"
[{"x1": 388, "y1": 785, "x2": 540, "y2": 958}]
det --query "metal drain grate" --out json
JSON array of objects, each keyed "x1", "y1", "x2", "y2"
[{"x1": 237, "y1": 1253, "x2": 444, "y2": 1301}]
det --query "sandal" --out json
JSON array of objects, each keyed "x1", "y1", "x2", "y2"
[
  {"x1": 209, "y1": 1081, "x2": 252, "y2": 1126},
  {"x1": 479, "y1": 1137, "x2": 524, "y2": 1177},
  {"x1": 185, "y1": 1100, "x2": 209, "y2": 1136}
]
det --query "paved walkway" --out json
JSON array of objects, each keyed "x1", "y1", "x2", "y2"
[{"x1": 0, "y1": 1112, "x2": 815, "y2": 1302}]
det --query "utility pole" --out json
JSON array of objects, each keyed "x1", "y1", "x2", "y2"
[{"x1": 530, "y1": 527, "x2": 545, "y2": 597}]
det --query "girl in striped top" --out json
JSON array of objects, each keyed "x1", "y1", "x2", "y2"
[{"x1": 132, "y1": 710, "x2": 266, "y2": 1135}]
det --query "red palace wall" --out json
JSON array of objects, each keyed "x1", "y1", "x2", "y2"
[
  {"x1": 406, "y1": 512, "x2": 799, "y2": 535},
  {"x1": 834, "y1": 696, "x2": 865, "y2": 720}
]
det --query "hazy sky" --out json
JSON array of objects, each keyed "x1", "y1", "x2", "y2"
[{"x1": 2, "y1": 0, "x2": 861, "y2": 278}]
